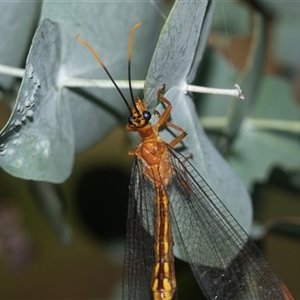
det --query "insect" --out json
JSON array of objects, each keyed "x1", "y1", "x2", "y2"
[{"x1": 76, "y1": 23, "x2": 294, "y2": 300}]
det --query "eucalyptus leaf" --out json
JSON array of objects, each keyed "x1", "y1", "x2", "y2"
[
  {"x1": 187, "y1": 0, "x2": 215, "y2": 83},
  {"x1": 273, "y1": 15, "x2": 300, "y2": 69},
  {"x1": 229, "y1": 128, "x2": 300, "y2": 188},
  {"x1": 252, "y1": 76, "x2": 300, "y2": 121},
  {"x1": 195, "y1": 11, "x2": 265, "y2": 146},
  {"x1": 161, "y1": 87, "x2": 252, "y2": 267},
  {"x1": 0, "y1": 19, "x2": 74, "y2": 183},
  {"x1": 142, "y1": 0, "x2": 252, "y2": 265},
  {"x1": 41, "y1": 1, "x2": 168, "y2": 154},
  {"x1": 225, "y1": 13, "x2": 265, "y2": 140},
  {"x1": 0, "y1": 1, "x2": 171, "y2": 182},
  {"x1": 163, "y1": 87, "x2": 252, "y2": 235},
  {"x1": 145, "y1": 0, "x2": 210, "y2": 106},
  {"x1": 0, "y1": 2, "x2": 40, "y2": 91},
  {"x1": 229, "y1": 76, "x2": 300, "y2": 188}
]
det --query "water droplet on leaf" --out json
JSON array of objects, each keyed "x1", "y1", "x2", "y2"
[{"x1": 26, "y1": 110, "x2": 34, "y2": 118}]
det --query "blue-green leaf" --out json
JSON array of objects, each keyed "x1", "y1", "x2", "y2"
[
  {"x1": 145, "y1": 0, "x2": 252, "y2": 234},
  {"x1": 0, "y1": 19, "x2": 74, "y2": 183},
  {"x1": 0, "y1": 2, "x2": 40, "y2": 91},
  {"x1": 145, "y1": 0, "x2": 211, "y2": 105},
  {"x1": 229, "y1": 76, "x2": 300, "y2": 187},
  {"x1": 144, "y1": 1, "x2": 253, "y2": 265},
  {"x1": 0, "y1": 1, "x2": 171, "y2": 182},
  {"x1": 41, "y1": 1, "x2": 167, "y2": 154}
]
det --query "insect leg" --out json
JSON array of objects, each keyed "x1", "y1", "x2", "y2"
[
  {"x1": 157, "y1": 85, "x2": 187, "y2": 147},
  {"x1": 156, "y1": 84, "x2": 172, "y2": 127},
  {"x1": 165, "y1": 121, "x2": 187, "y2": 148}
]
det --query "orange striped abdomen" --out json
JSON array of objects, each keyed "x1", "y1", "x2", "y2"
[{"x1": 152, "y1": 187, "x2": 176, "y2": 300}]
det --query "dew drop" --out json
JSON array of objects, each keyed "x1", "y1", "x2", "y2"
[
  {"x1": 14, "y1": 159, "x2": 23, "y2": 168},
  {"x1": 12, "y1": 139, "x2": 19, "y2": 146},
  {"x1": 36, "y1": 78, "x2": 40, "y2": 87},
  {"x1": 24, "y1": 90, "x2": 29, "y2": 97},
  {"x1": 26, "y1": 110, "x2": 34, "y2": 118},
  {"x1": 27, "y1": 64, "x2": 34, "y2": 79},
  {"x1": 29, "y1": 96, "x2": 34, "y2": 103},
  {"x1": 25, "y1": 100, "x2": 31, "y2": 107},
  {"x1": 21, "y1": 116, "x2": 26, "y2": 122},
  {"x1": 16, "y1": 103, "x2": 22, "y2": 112},
  {"x1": 14, "y1": 119, "x2": 21, "y2": 127}
]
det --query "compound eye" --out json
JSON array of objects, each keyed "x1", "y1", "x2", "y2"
[
  {"x1": 128, "y1": 115, "x2": 134, "y2": 125},
  {"x1": 143, "y1": 111, "x2": 151, "y2": 122}
]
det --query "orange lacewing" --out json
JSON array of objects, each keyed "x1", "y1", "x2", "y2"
[{"x1": 76, "y1": 23, "x2": 294, "y2": 300}]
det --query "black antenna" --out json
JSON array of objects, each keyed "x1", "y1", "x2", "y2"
[
  {"x1": 76, "y1": 34, "x2": 132, "y2": 114},
  {"x1": 128, "y1": 22, "x2": 142, "y2": 114},
  {"x1": 76, "y1": 23, "x2": 143, "y2": 116}
]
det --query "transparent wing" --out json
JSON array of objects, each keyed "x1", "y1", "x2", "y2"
[
  {"x1": 166, "y1": 145, "x2": 290, "y2": 300},
  {"x1": 122, "y1": 157, "x2": 156, "y2": 300}
]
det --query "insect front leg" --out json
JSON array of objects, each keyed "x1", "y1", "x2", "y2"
[
  {"x1": 156, "y1": 84, "x2": 172, "y2": 127},
  {"x1": 157, "y1": 84, "x2": 187, "y2": 147}
]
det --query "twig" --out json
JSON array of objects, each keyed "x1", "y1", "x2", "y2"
[
  {"x1": 186, "y1": 83, "x2": 244, "y2": 100},
  {"x1": 0, "y1": 64, "x2": 24, "y2": 78},
  {"x1": 63, "y1": 77, "x2": 144, "y2": 89}
]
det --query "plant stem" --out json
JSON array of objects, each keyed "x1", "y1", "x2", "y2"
[
  {"x1": 186, "y1": 83, "x2": 244, "y2": 100},
  {"x1": 0, "y1": 64, "x2": 24, "y2": 78}
]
